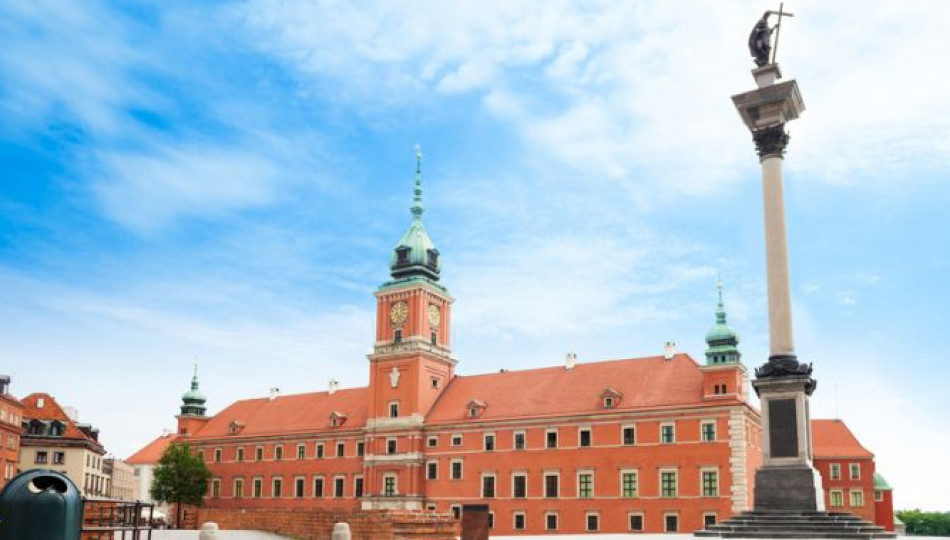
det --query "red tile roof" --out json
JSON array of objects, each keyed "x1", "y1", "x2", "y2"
[
  {"x1": 426, "y1": 354, "x2": 720, "y2": 423},
  {"x1": 126, "y1": 433, "x2": 179, "y2": 464},
  {"x1": 191, "y1": 387, "x2": 370, "y2": 440},
  {"x1": 20, "y1": 393, "x2": 103, "y2": 450},
  {"x1": 811, "y1": 419, "x2": 873, "y2": 459}
]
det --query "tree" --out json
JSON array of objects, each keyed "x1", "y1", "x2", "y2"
[
  {"x1": 150, "y1": 442, "x2": 212, "y2": 528},
  {"x1": 897, "y1": 509, "x2": 950, "y2": 536}
]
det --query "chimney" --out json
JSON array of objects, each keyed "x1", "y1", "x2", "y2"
[
  {"x1": 268, "y1": 387, "x2": 280, "y2": 401},
  {"x1": 328, "y1": 380, "x2": 339, "y2": 395},
  {"x1": 565, "y1": 352, "x2": 577, "y2": 370},
  {"x1": 64, "y1": 406, "x2": 79, "y2": 422},
  {"x1": 664, "y1": 341, "x2": 676, "y2": 360},
  {"x1": 0, "y1": 375, "x2": 9, "y2": 395}
]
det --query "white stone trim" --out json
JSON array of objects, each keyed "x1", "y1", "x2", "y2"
[{"x1": 728, "y1": 408, "x2": 749, "y2": 512}]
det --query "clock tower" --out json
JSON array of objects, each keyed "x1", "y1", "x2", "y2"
[{"x1": 363, "y1": 147, "x2": 455, "y2": 510}]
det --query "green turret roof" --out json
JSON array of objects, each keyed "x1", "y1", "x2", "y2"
[
  {"x1": 705, "y1": 279, "x2": 742, "y2": 365},
  {"x1": 388, "y1": 146, "x2": 441, "y2": 282},
  {"x1": 180, "y1": 364, "x2": 207, "y2": 416},
  {"x1": 873, "y1": 472, "x2": 893, "y2": 490}
]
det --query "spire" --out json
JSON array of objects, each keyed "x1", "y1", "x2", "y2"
[
  {"x1": 180, "y1": 363, "x2": 207, "y2": 417},
  {"x1": 411, "y1": 144, "x2": 423, "y2": 220},
  {"x1": 388, "y1": 145, "x2": 441, "y2": 282},
  {"x1": 705, "y1": 278, "x2": 741, "y2": 366}
]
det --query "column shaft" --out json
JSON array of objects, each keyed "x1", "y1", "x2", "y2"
[{"x1": 760, "y1": 155, "x2": 795, "y2": 358}]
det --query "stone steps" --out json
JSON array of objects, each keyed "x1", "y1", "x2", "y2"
[{"x1": 694, "y1": 511, "x2": 897, "y2": 539}]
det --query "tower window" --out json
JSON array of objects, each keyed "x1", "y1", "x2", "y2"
[
  {"x1": 431, "y1": 331, "x2": 437, "y2": 345},
  {"x1": 427, "y1": 249, "x2": 439, "y2": 269},
  {"x1": 389, "y1": 402, "x2": 399, "y2": 418},
  {"x1": 395, "y1": 247, "x2": 410, "y2": 265},
  {"x1": 394, "y1": 329, "x2": 402, "y2": 343}
]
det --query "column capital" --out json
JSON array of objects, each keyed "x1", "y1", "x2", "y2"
[{"x1": 753, "y1": 124, "x2": 790, "y2": 160}]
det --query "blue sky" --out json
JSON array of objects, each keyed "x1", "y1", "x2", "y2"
[{"x1": 1, "y1": 1, "x2": 948, "y2": 510}]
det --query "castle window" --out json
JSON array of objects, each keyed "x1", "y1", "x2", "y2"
[
  {"x1": 451, "y1": 434, "x2": 462, "y2": 446},
  {"x1": 701, "y1": 421, "x2": 717, "y2": 442},
  {"x1": 629, "y1": 513, "x2": 644, "y2": 531},
  {"x1": 622, "y1": 426, "x2": 636, "y2": 445},
  {"x1": 394, "y1": 329, "x2": 402, "y2": 343},
  {"x1": 660, "y1": 469, "x2": 678, "y2": 498},
  {"x1": 850, "y1": 490, "x2": 864, "y2": 507},
  {"x1": 357, "y1": 441, "x2": 365, "y2": 457},
  {"x1": 451, "y1": 505, "x2": 461, "y2": 520},
  {"x1": 295, "y1": 477, "x2": 305, "y2": 498},
  {"x1": 484, "y1": 434, "x2": 495, "y2": 451},
  {"x1": 334, "y1": 476, "x2": 345, "y2": 498},
  {"x1": 469, "y1": 407, "x2": 477, "y2": 418},
  {"x1": 383, "y1": 475, "x2": 397, "y2": 496},
  {"x1": 661, "y1": 423, "x2": 676, "y2": 444},
  {"x1": 214, "y1": 448, "x2": 222, "y2": 462},
  {"x1": 604, "y1": 397, "x2": 614, "y2": 408},
  {"x1": 830, "y1": 489, "x2": 843, "y2": 507},
  {"x1": 297, "y1": 444, "x2": 306, "y2": 459},
  {"x1": 427, "y1": 436, "x2": 438, "y2": 447},
  {"x1": 389, "y1": 402, "x2": 399, "y2": 418},
  {"x1": 272, "y1": 477, "x2": 283, "y2": 498},
  {"x1": 544, "y1": 472, "x2": 559, "y2": 498},
  {"x1": 849, "y1": 463, "x2": 861, "y2": 480},
  {"x1": 336, "y1": 441, "x2": 345, "y2": 457},
  {"x1": 253, "y1": 478, "x2": 262, "y2": 498},
  {"x1": 427, "y1": 249, "x2": 439, "y2": 269},
  {"x1": 579, "y1": 428, "x2": 592, "y2": 447},
  {"x1": 234, "y1": 478, "x2": 244, "y2": 499},
  {"x1": 427, "y1": 461, "x2": 438, "y2": 480},
  {"x1": 35, "y1": 451, "x2": 48, "y2": 464},
  {"x1": 704, "y1": 514, "x2": 718, "y2": 528},
  {"x1": 236, "y1": 447, "x2": 245, "y2": 462},
  {"x1": 578, "y1": 472, "x2": 594, "y2": 498},
  {"x1": 621, "y1": 470, "x2": 638, "y2": 498},
  {"x1": 514, "y1": 431, "x2": 526, "y2": 450},
  {"x1": 586, "y1": 513, "x2": 600, "y2": 532},
  {"x1": 513, "y1": 513, "x2": 526, "y2": 531},
  {"x1": 481, "y1": 474, "x2": 496, "y2": 498},
  {"x1": 702, "y1": 469, "x2": 719, "y2": 497},
  {"x1": 431, "y1": 331, "x2": 437, "y2": 345},
  {"x1": 431, "y1": 377, "x2": 440, "y2": 389},
  {"x1": 274, "y1": 445, "x2": 283, "y2": 460},
  {"x1": 665, "y1": 514, "x2": 679, "y2": 533},
  {"x1": 546, "y1": 513, "x2": 558, "y2": 531},
  {"x1": 451, "y1": 459, "x2": 463, "y2": 480},
  {"x1": 211, "y1": 479, "x2": 221, "y2": 498},
  {"x1": 255, "y1": 446, "x2": 263, "y2": 461},
  {"x1": 512, "y1": 473, "x2": 527, "y2": 498},
  {"x1": 53, "y1": 452, "x2": 65, "y2": 465},
  {"x1": 387, "y1": 438, "x2": 397, "y2": 455},
  {"x1": 313, "y1": 477, "x2": 324, "y2": 498},
  {"x1": 830, "y1": 463, "x2": 841, "y2": 479},
  {"x1": 354, "y1": 476, "x2": 363, "y2": 498},
  {"x1": 546, "y1": 429, "x2": 558, "y2": 449},
  {"x1": 316, "y1": 443, "x2": 324, "y2": 459}
]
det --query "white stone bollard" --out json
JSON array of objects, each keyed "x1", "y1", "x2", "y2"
[
  {"x1": 198, "y1": 522, "x2": 219, "y2": 540},
  {"x1": 331, "y1": 522, "x2": 352, "y2": 540}
]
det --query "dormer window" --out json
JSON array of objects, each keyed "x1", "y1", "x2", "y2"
[
  {"x1": 601, "y1": 388, "x2": 623, "y2": 409},
  {"x1": 395, "y1": 246, "x2": 410, "y2": 266},
  {"x1": 426, "y1": 249, "x2": 439, "y2": 269},
  {"x1": 49, "y1": 421, "x2": 65, "y2": 436},
  {"x1": 330, "y1": 411, "x2": 347, "y2": 428},
  {"x1": 466, "y1": 399, "x2": 487, "y2": 419},
  {"x1": 228, "y1": 420, "x2": 246, "y2": 435}
]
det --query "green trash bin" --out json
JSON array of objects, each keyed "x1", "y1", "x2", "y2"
[{"x1": 0, "y1": 469, "x2": 83, "y2": 540}]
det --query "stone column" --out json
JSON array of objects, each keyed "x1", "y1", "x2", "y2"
[{"x1": 733, "y1": 64, "x2": 823, "y2": 513}]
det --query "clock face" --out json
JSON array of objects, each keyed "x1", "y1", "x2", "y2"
[
  {"x1": 427, "y1": 304, "x2": 441, "y2": 327},
  {"x1": 390, "y1": 301, "x2": 408, "y2": 324}
]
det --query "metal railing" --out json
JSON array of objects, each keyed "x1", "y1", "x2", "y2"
[{"x1": 81, "y1": 499, "x2": 155, "y2": 540}]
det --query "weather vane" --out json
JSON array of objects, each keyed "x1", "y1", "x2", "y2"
[{"x1": 748, "y1": 2, "x2": 794, "y2": 67}]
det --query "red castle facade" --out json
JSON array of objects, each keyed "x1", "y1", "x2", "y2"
[{"x1": 132, "y1": 158, "x2": 894, "y2": 534}]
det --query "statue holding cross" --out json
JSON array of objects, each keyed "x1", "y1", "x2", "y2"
[{"x1": 748, "y1": 3, "x2": 794, "y2": 67}]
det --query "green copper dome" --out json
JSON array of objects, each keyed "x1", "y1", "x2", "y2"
[
  {"x1": 180, "y1": 365, "x2": 207, "y2": 416},
  {"x1": 705, "y1": 280, "x2": 741, "y2": 365},
  {"x1": 389, "y1": 146, "x2": 441, "y2": 282},
  {"x1": 873, "y1": 472, "x2": 893, "y2": 491}
]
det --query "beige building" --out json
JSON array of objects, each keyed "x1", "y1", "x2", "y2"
[
  {"x1": 20, "y1": 393, "x2": 107, "y2": 498},
  {"x1": 104, "y1": 457, "x2": 138, "y2": 500}
]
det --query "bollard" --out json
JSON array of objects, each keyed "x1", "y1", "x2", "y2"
[
  {"x1": 331, "y1": 522, "x2": 352, "y2": 540},
  {"x1": 198, "y1": 521, "x2": 220, "y2": 540}
]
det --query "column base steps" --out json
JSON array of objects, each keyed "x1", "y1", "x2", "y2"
[{"x1": 695, "y1": 511, "x2": 897, "y2": 539}]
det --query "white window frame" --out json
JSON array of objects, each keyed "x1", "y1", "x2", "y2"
[
  {"x1": 513, "y1": 430, "x2": 526, "y2": 450},
  {"x1": 271, "y1": 476, "x2": 283, "y2": 498},
  {"x1": 252, "y1": 477, "x2": 263, "y2": 498},
  {"x1": 388, "y1": 401, "x2": 399, "y2": 418},
  {"x1": 336, "y1": 440, "x2": 346, "y2": 457},
  {"x1": 213, "y1": 448, "x2": 222, "y2": 463},
  {"x1": 450, "y1": 458, "x2": 463, "y2": 480},
  {"x1": 701, "y1": 420, "x2": 717, "y2": 442},
  {"x1": 450, "y1": 504, "x2": 462, "y2": 520},
  {"x1": 545, "y1": 511, "x2": 558, "y2": 531},
  {"x1": 483, "y1": 432, "x2": 496, "y2": 451},
  {"x1": 664, "y1": 512, "x2": 680, "y2": 533},
  {"x1": 513, "y1": 512, "x2": 526, "y2": 531},
  {"x1": 315, "y1": 442, "x2": 324, "y2": 459},
  {"x1": 426, "y1": 460, "x2": 438, "y2": 480},
  {"x1": 451, "y1": 433, "x2": 463, "y2": 446},
  {"x1": 354, "y1": 475, "x2": 363, "y2": 498},
  {"x1": 660, "y1": 422, "x2": 676, "y2": 444},
  {"x1": 211, "y1": 478, "x2": 221, "y2": 498},
  {"x1": 296, "y1": 443, "x2": 306, "y2": 459},
  {"x1": 294, "y1": 475, "x2": 306, "y2": 498},
  {"x1": 620, "y1": 468, "x2": 639, "y2": 498},
  {"x1": 312, "y1": 476, "x2": 325, "y2": 498},
  {"x1": 850, "y1": 489, "x2": 865, "y2": 507},
  {"x1": 546, "y1": 428, "x2": 558, "y2": 449},
  {"x1": 577, "y1": 469, "x2": 594, "y2": 499},
  {"x1": 621, "y1": 424, "x2": 637, "y2": 445},
  {"x1": 659, "y1": 468, "x2": 678, "y2": 498},
  {"x1": 511, "y1": 472, "x2": 528, "y2": 498},
  {"x1": 628, "y1": 512, "x2": 645, "y2": 531},
  {"x1": 543, "y1": 470, "x2": 560, "y2": 498},
  {"x1": 701, "y1": 467, "x2": 719, "y2": 497},
  {"x1": 849, "y1": 462, "x2": 861, "y2": 480},
  {"x1": 703, "y1": 512, "x2": 718, "y2": 528},
  {"x1": 333, "y1": 475, "x2": 346, "y2": 498},
  {"x1": 382, "y1": 473, "x2": 398, "y2": 496},
  {"x1": 585, "y1": 512, "x2": 600, "y2": 532},
  {"x1": 233, "y1": 477, "x2": 244, "y2": 499},
  {"x1": 481, "y1": 472, "x2": 497, "y2": 498},
  {"x1": 386, "y1": 437, "x2": 397, "y2": 455},
  {"x1": 830, "y1": 463, "x2": 841, "y2": 480},
  {"x1": 830, "y1": 489, "x2": 844, "y2": 507},
  {"x1": 427, "y1": 435, "x2": 438, "y2": 448},
  {"x1": 578, "y1": 426, "x2": 592, "y2": 447}
]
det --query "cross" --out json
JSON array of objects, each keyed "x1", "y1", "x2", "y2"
[{"x1": 766, "y1": 2, "x2": 795, "y2": 65}]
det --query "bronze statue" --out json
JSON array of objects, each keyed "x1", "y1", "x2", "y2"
[
  {"x1": 748, "y1": 12, "x2": 773, "y2": 67},
  {"x1": 748, "y1": 4, "x2": 794, "y2": 67}
]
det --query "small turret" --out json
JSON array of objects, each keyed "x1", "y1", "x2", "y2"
[
  {"x1": 705, "y1": 279, "x2": 742, "y2": 365},
  {"x1": 180, "y1": 364, "x2": 207, "y2": 416}
]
